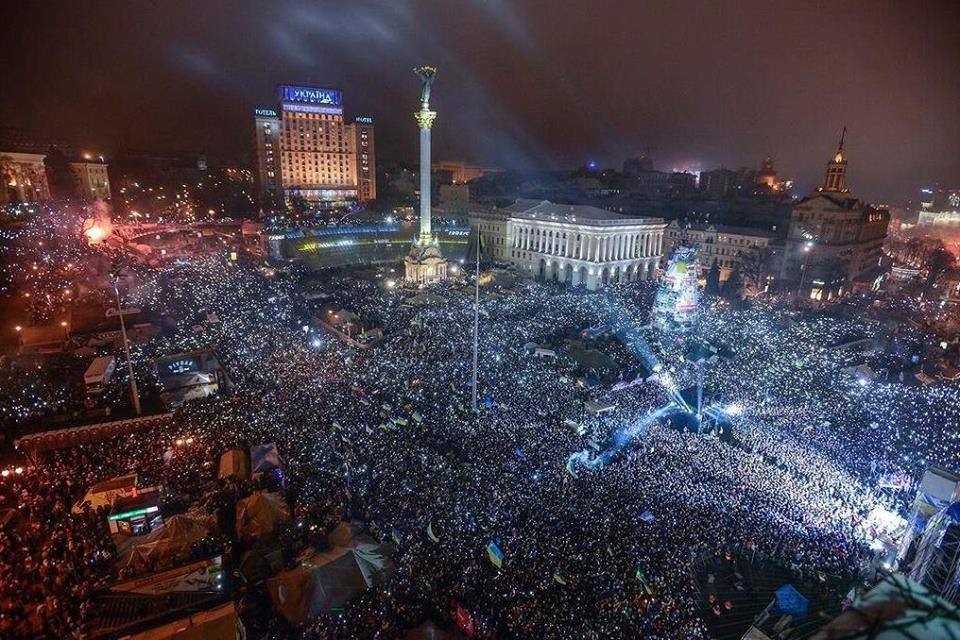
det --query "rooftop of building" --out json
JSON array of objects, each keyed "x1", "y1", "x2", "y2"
[
  {"x1": 667, "y1": 220, "x2": 779, "y2": 238},
  {"x1": 503, "y1": 199, "x2": 664, "y2": 226}
]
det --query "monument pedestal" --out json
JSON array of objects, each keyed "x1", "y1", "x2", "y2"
[{"x1": 404, "y1": 237, "x2": 448, "y2": 285}]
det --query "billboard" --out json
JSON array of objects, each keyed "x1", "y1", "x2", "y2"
[{"x1": 278, "y1": 85, "x2": 342, "y2": 106}]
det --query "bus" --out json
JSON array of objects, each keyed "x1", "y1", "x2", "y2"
[{"x1": 84, "y1": 356, "x2": 116, "y2": 394}]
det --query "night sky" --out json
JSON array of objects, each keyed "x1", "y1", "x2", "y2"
[{"x1": 2, "y1": 0, "x2": 958, "y2": 201}]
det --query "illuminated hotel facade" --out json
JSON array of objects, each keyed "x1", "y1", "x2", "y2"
[{"x1": 253, "y1": 85, "x2": 376, "y2": 210}]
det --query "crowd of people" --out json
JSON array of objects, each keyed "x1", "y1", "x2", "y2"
[{"x1": 1, "y1": 249, "x2": 959, "y2": 638}]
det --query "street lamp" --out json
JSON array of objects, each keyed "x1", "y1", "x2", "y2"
[
  {"x1": 111, "y1": 272, "x2": 142, "y2": 416},
  {"x1": 796, "y1": 240, "x2": 814, "y2": 302}
]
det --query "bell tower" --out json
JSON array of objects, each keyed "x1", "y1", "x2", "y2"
[{"x1": 820, "y1": 127, "x2": 849, "y2": 193}]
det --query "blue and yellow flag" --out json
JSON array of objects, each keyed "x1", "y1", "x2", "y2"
[
  {"x1": 553, "y1": 571, "x2": 567, "y2": 586},
  {"x1": 427, "y1": 521, "x2": 440, "y2": 543},
  {"x1": 635, "y1": 567, "x2": 653, "y2": 595},
  {"x1": 486, "y1": 541, "x2": 505, "y2": 568}
]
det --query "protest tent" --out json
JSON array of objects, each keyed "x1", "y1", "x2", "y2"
[
  {"x1": 218, "y1": 448, "x2": 250, "y2": 480},
  {"x1": 236, "y1": 491, "x2": 290, "y2": 543},
  {"x1": 267, "y1": 522, "x2": 395, "y2": 625},
  {"x1": 121, "y1": 513, "x2": 213, "y2": 571},
  {"x1": 251, "y1": 442, "x2": 282, "y2": 474},
  {"x1": 774, "y1": 583, "x2": 809, "y2": 619}
]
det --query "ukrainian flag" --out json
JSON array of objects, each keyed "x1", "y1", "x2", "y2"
[
  {"x1": 635, "y1": 567, "x2": 653, "y2": 595},
  {"x1": 427, "y1": 521, "x2": 440, "y2": 543},
  {"x1": 486, "y1": 541, "x2": 505, "y2": 568},
  {"x1": 553, "y1": 572, "x2": 567, "y2": 586}
]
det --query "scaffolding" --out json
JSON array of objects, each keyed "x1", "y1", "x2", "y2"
[{"x1": 908, "y1": 502, "x2": 960, "y2": 604}]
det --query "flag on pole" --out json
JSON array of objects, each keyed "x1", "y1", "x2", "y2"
[
  {"x1": 635, "y1": 566, "x2": 653, "y2": 594},
  {"x1": 427, "y1": 521, "x2": 440, "y2": 543},
  {"x1": 639, "y1": 510, "x2": 656, "y2": 522},
  {"x1": 553, "y1": 571, "x2": 568, "y2": 586},
  {"x1": 486, "y1": 541, "x2": 505, "y2": 568},
  {"x1": 566, "y1": 458, "x2": 578, "y2": 478},
  {"x1": 391, "y1": 529, "x2": 401, "y2": 546}
]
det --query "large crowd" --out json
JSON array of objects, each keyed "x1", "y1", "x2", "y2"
[{"x1": 1, "y1": 249, "x2": 958, "y2": 639}]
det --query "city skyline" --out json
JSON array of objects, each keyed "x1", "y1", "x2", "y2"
[{"x1": 2, "y1": 1, "x2": 959, "y2": 202}]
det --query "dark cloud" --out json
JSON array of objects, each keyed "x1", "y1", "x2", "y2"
[{"x1": 1, "y1": 0, "x2": 958, "y2": 201}]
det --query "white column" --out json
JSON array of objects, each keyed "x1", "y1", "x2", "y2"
[{"x1": 417, "y1": 115, "x2": 433, "y2": 242}]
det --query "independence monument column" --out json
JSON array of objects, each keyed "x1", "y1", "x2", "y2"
[{"x1": 404, "y1": 65, "x2": 448, "y2": 284}]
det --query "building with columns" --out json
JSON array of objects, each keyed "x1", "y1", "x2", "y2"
[
  {"x1": 471, "y1": 199, "x2": 666, "y2": 290},
  {"x1": 0, "y1": 151, "x2": 50, "y2": 205}
]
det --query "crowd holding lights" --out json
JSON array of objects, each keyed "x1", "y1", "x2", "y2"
[{"x1": 2, "y1": 212, "x2": 960, "y2": 637}]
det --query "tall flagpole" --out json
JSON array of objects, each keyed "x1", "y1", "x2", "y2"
[{"x1": 471, "y1": 230, "x2": 480, "y2": 412}]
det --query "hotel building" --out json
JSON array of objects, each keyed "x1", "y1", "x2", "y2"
[{"x1": 253, "y1": 85, "x2": 376, "y2": 210}]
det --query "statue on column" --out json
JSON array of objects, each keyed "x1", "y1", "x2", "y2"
[{"x1": 414, "y1": 66, "x2": 437, "y2": 108}]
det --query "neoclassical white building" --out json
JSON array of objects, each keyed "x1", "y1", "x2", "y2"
[{"x1": 471, "y1": 199, "x2": 666, "y2": 290}]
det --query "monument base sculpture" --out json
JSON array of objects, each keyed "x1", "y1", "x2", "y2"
[{"x1": 404, "y1": 240, "x2": 448, "y2": 285}]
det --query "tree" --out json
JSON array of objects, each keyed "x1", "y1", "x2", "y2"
[
  {"x1": 43, "y1": 145, "x2": 75, "y2": 200},
  {"x1": 704, "y1": 261, "x2": 721, "y2": 295},
  {"x1": 287, "y1": 194, "x2": 311, "y2": 220},
  {"x1": 740, "y1": 246, "x2": 772, "y2": 296},
  {"x1": 924, "y1": 247, "x2": 955, "y2": 294},
  {"x1": 721, "y1": 268, "x2": 744, "y2": 303}
]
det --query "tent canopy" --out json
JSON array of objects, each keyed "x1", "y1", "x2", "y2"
[
  {"x1": 251, "y1": 442, "x2": 282, "y2": 474},
  {"x1": 122, "y1": 513, "x2": 212, "y2": 571},
  {"x1": 236, "y1": 491, "x2": 290, "y2": 543},
  {"x1": 774, "y1": 584, "x2": 808, "y2": 619},
  {"x1": 267, "y1": 522, "x2": 395, "y2": 625},
  {"x1": 218, "y1": 449, "x2": 250, "y2": 480}
]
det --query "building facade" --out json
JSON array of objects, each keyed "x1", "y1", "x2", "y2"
[
  {"x1": 69, "y1": 160, "x2": 111, "y2": 200},
  {"x1": 0, "y1": 152, "x2": 50, "y2": 205},
  {"x1": 434, "y1": 160, "x2": 490, "y2": 184},
  {"x1": 665, "y1": 220, "x2": 777, "y2": 283},
  {"x1": 253, "y1": 85, "x2": 376, "y2": 210},
  {"x1": 253, "y1": 108, "x2": 282, "y2": 207},
  {"x1": 471, "y1": 199, "x2": 666, "y2": 290},
  {"x1": 780, "y1": 134, "x2": 890, "y2": 301},
  {"x1": 347, "y1": 116, "x2": 376, "y2": 202},
  {"x1": 918, "y1": 189, "x2": 960, "y2": 226}
]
